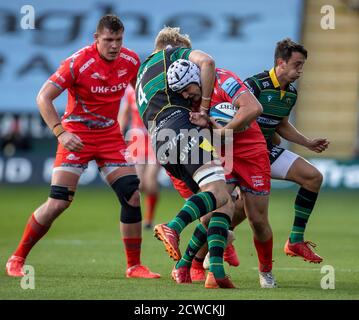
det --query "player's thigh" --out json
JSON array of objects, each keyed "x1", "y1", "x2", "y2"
[
  {"x1": 96, "y1": 127, "x2": 139, "y2": 185},
  {"x1": 270, "y1": 148, "x2": 299, "y2": 180},
  {"x1": 52, "y1": 138, "x2": 92, "y2": 189},
  {"x1": 194, "y1": 163, "x2": 229, "y2": 203},
  {"x1": 285, "y1": 156, "x2": 322, "y2": 185},
  {"x1": 51, "y1": 169, "x2": 81, "y2": 188},
  {"x1": 104, "y1": 165, "x2": 138, "y2": 185}
]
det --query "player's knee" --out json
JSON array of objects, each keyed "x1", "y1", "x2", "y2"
[
  {"x1": 202, "y1": 183, "x2": 231, "y2": 208},
  {"x1": 312, "y1": 170, "x2": 323, "y2": 188},
  {"x1": 220, "y1": 199, "x2": 235, "y2": 220},
  {"x1": 200, "y1": 213, "x2": 211, "y2": 227},
  {"x1": 120, "y1": 204, "x2": 142, "y2": 224},
  {"x1": 248, "y1": 216, "x2": 267, "y2": 233},
  {"x1": 127, "y1": 190, "x2": 141, "y2": 207},
  {"x1": 233, "y1": 200, "x2": 246, "y2": 227},
  {"x1": 304, "y1": 168, "x2": 323, "y2": 190},
  {"x1": 215, "y1": 189, "x2": 232, "y2": 209},
  {"x1": 111, "y1": 175, "x2": 142, "y2": 223},
  {"x1": 111, "y1": 175, "x2": 140, "y2": 205}
]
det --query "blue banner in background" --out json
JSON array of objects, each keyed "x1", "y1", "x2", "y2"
[
  {"x1": 0, "y1": 0, "x2": 303, "y2": 112},
  {"x1": 1, "y1": 156, "x2": 359, "y2": 189}
]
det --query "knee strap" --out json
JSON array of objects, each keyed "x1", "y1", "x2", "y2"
[
  {"x1": 111, "y1": 175, "x2": 142, "y2": 223},
  {"x1": 120, "y1": 205, "x2": 142, "y2": 224},
  {"x1": 49, "y1": 185, "x2": 75, "y2": 202}
]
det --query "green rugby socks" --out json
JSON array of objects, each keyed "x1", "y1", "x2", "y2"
[
  {"x1": 208, "y1": 212, "x2": 231, "y2": 278},
  {"x1": 167, "y1": 192, "x2": 216, "y2": 234},
  {"x1": 176, "y1": 223, "x2": 207, "y2": 268},
  {"x1": 290, "y1": 187, "x2": 318, "y2": 243}
]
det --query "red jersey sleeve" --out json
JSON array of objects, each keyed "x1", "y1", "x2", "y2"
[
  {"x1": 48, "y1": 56, "x2": 78, "y2": 91},
  {"x1": 215, "y1": 68, "x2": 248, "y2": 105},
  {"x1": 128, "y1": 50, "x2": 140, "y2": 84}
]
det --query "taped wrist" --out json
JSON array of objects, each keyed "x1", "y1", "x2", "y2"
[{"x1": 53, "y1": 123, "x2": 65, "y2": 138}]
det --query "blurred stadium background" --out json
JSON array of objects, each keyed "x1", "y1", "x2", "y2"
[{"x1": 0, "y1": 0, "x2": 358, "y2": 300}]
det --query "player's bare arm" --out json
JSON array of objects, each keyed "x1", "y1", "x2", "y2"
[
  {"x1": 188, "y1": 50, "x2": 215, "y2": 111},
  {"x1": 36, "y1": 82, "x2": 84, "y2": 152},
  {"x1": 210, "y1": 91, "x2": 262, "y2": 135},
  {"x1": 276, "y1": 116, "x2": 329, "y2": 153}
]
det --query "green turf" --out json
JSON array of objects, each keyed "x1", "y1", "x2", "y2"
[{"x1": 0, "y1": 186, "x2": 358, "y2": 300}]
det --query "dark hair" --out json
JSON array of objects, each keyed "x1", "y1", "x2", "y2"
[
  {"x1": 274, "y1": 38, "x2": 307, "y2": 66},
  {"x1": 96, "y1": 14, "x2": 124, "y2": 33}
]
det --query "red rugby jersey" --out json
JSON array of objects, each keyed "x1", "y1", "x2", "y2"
[
  {"x1": 210, "y1": 68, "x2": 267, "y2": 157},
  {"x1": 126, "y1": 86, "x2": 146, "y2": 131},
  {"x1": 49, "y1": 42, "x2": 140, "y2": 132}
]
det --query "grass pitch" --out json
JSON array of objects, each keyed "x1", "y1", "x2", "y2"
[{"x1": 0, "y1": 186, "x2": 358, "y2": 300}]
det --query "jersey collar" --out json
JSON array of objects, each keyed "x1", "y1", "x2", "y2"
[
  {"x1": 269, "y1": 67, "x2": 286, "y2": 99},
  {"x1": 269, "y1": 68, "x2": 280, "y2": 88}
]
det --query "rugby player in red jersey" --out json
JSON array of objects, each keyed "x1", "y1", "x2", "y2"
[
  {"x1": 6, "y1": 15, "x2": 160, "y2": 279},
  {"x1": 119, "y1": 86, "x2": 161, "y2": 229},
  {"x1": 167, "y1": 60, "x2": 277, "y2": 288}
]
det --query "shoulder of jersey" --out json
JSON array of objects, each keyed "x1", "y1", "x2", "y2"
[
  {"x1": 62, "y1": 45, "x2": 94, "y2": 68},
  {"x1": 216, "y1": 68, "x2": 234, "y2": 77},
  {"x1": 119, "y1": 47, "x2": 140, "y2": 64},
  {"x1": 254, "y1": 71, "x2": 270, "y2": 81}
]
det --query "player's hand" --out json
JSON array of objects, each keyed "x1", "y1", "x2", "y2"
[
  {"x1": 189, "y1": 111, "x2": 210, "y2": 128},
  {"x1": 209, "y1": 117, "x2": 226, "y2": 136},
  {"x1": 58, "y1": 131, "x2": 84, "y2": 152},
  {"x1": 306, "y1": 138, "x2": 330, "y2": 153}
]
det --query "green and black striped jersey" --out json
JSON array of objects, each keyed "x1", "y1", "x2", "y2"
[
  {"x1": 244, "y1": 68, "x2": 297, "y2": 143},
  {"x1": 135, "y1": 47, "x2": 192, "y2": 127}
]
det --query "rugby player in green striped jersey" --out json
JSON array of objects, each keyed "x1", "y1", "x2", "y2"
[
  {"x1": 136, "y1": 27, "x2": 235, "y2": 288},
  {"x1": 244, "y1": 38, "x2": 330, "y2": 263}
]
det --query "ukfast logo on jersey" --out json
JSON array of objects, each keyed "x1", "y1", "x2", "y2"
[
  {"x1": 267, "y1": 95, "x2": 272, "y2": 102},
  {"x1": 91, "y1": 82, "x2": 128, "y2": 93}
]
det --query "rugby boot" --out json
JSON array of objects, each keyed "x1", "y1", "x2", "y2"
[
  {"x1": 154, "y1": 224, "x2": 181, "y2": 261},
  {"x1": 284, "y1": 239, "x2": 323, "y2": 263}
]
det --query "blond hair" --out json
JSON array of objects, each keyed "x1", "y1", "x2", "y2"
[{"x1": 154, "y1": 26, "x2": 192, "y2": 51}]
